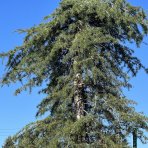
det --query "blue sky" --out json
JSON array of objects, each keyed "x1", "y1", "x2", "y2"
[{"x1": 0, "y1": 0, "x2": 148, "y2": 147}]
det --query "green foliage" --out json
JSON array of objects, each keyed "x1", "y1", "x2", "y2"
[
  {"x1": 1, "y1": 0, "x2": 148, "y2": 147},
  {"x1": 2, "y1": 136, "x2": 15, "y2": 148}
]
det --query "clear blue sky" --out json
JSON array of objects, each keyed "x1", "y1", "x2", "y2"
[{"x1": 0, "y1": 0, "x2": 147, "y2": 147}]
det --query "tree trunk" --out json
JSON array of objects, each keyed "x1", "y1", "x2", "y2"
[
  {"x1": 74, "y1": 73, "x2": 84, "y2": 120},
  {"x1": 133, "y1": 129, "x2": 137, "y2": 148},
  {"x1": 74, "y1": 73, "x2": 86, "y2": 143}
]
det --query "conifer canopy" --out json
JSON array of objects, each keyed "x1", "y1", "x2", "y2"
[{"x1": 1, "y1": 0, "x2": 148, "y2": 147}]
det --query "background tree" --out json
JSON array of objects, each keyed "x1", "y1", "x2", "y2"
[
  {"x1": 2, "y1": 136, "x2": 15, "y2": 148},
  {"x1": 1, "y1": 0, "x2": 148, "y2": 147}
]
